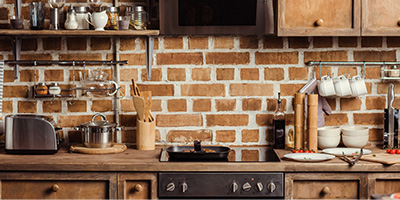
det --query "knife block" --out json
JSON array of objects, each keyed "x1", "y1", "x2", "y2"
[
  {"x1": 384, "y1": 108, "x2": 399, "y2": 148},
  {"x1": 136, "y1": 119, "x2": 155, "y2": 150}
]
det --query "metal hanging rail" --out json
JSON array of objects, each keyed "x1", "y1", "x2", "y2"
[
  {"x1": 4, "y1": 60, "x2": 128, "y2": 65},
  {"x1": 307, "y1": 61, "x2": 400, "y2": 65}
]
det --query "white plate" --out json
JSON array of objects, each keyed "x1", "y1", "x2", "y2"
[
  {"x1": 322, "y1": 148, "x2": 372, "y2": 156},
  {"x1": 283, "y1": 153, "x2": 335, "y2": 162}
]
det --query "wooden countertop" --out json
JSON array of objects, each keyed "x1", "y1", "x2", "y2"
[{"x1": 0, "y1": 145, "x2": 399, "y2": 172}]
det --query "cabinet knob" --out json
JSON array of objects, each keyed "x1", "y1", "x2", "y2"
[
  {"x1": 52, "y1": 184, "x2": 60, "y2": 192},
  {"x1": 134, "y1": 184, "x2": 142, "y2": 192},
  {"x1": 397, "y1": 20, "x2": 400, "y2": 26},
  {"x1": 314, "y1": 19, "x2": 324, "y2": 27},
  {"x1": 322, "y1": 186, "x2": 331, "y2": 194}
]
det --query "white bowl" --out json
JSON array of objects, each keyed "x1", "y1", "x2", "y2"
[
  {"x1": 342, "y1": 126, "x2": 369, "y2": 136},
  {"x1": 318, "y1": 135, "x2": 341, "y2": 149},
  {"x1": 318, "y1": 126, "x2": 341, "y2": 137},
  {"x1": 342, "y1": 135, "x2": 369, "y2": 148}
]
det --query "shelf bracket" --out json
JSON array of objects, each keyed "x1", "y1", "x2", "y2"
[
  {"x1": 12, "y1": 36, "x2": 21, "y2": 79},
  {"x1": 145, "y1": 36, "x2": 155, "y2": 80}
]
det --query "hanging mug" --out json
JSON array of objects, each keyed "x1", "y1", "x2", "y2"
[
  {"x1": 85, "y1": 10, "x2": 107, "y2": 31},
  {"x1": 350, "y1": 75, "x2": 368, "y2": 96},
  {"x1": 318, "y1": 75, "x2": 336, "y2": 96},
  {"x1": 334, "y1": 75, "x2": 352, "y2": 97}
]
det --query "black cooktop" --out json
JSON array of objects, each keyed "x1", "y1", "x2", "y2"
[{"x1": 160, "y1": 147, "x2": 281, "y2": 162}]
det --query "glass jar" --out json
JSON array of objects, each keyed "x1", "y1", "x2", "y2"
[
  {"x1": 74, "y1": 6, "x2": 89, "y2": 30},
  {"x1": 132, "y1": 5, "x2": 147, "y2": 30},
  {"x1": 49, "y1": 83, "x2": 61, "y2": 95},
  {"x1": 102, "y1": 7, "x2": 119, "y2": 30},
  {"x1": 36, "y1": 83, "x2": 48, "y2": 95}
]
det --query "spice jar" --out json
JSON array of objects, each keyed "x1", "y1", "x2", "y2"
[
  {"x1": 132, "y1": 5, "x2": 147, "y2": 30},
  {"x1": 65, "y1": 5, "x2": 79, "y2": 30},
  {"x1": 49, "y1": 83, "x2": 61, "y2": 95},
  {"x1": 74, "y1": 6, "x2": 89, "y2": 30},
  {"x1": 102, "y1": 7, "x2": 119, "y2": 30},
  {"x1": 36, "y1": 83, "x2": 48, "y2": 95},
  {"x1": 389, "y1": 65, "x2": 400, "y2": 77}
]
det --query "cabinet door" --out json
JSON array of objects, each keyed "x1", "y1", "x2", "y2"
[
  {"x1": 369, "y1": 173, "x2": 400, "y2": 196},
  {"x1": 362, "y1": 0, "x2": 400, "y2": 36},
  {"x1": 285, "y1": 173, "x2": 368, "y2": 199},
  {"x1": 118, "y1": 173, "x2": 157, "y2": 199},
  {"x1": 278, "y1": 0, "x2": 361, "y2": 36},
  {"x1": 0, "y1": 172, "x2": 117, "y2": 199}
]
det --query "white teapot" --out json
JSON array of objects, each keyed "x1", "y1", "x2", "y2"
[{"x1": 85, "y1": 10, "x2": 107, "y2": 31}]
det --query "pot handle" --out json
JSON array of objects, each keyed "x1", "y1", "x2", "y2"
[{"x1": 92, "y1": 113, "x2": 107, "y2": 122}]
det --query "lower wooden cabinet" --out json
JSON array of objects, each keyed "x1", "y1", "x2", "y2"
[
  {"x1": 368, "y1": 173, "x2": 400, "y2": 196},
  {"x1": 118, "y1": 173, "x2": 157, "y2": 199},
  {"x1": 285, "y1": 173, "x2": 368, "y2": 199},
  {"x1": 0, "y1": 172, "x2": 117, "y2": 199}
]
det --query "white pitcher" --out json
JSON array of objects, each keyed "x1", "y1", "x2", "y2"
[{"x1": 85, "y1": 10, "x2": 107, "y2": 31}]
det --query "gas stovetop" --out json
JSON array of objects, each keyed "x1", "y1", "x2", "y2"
[{"x1": 160, "y1": 146, "x2": 281, "y2": 162}]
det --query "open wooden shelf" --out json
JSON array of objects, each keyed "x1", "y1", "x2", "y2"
[{"x1": 0, "y1": 29, "x2": 159, "y2": 36}]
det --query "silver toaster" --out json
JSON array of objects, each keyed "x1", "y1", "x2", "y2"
[{"x1": 5, "y1": 115, "x2": 62, "y2": 154}]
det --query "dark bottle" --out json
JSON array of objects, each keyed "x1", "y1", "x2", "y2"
[{"x1": 273, "y1": 92, "x2": 285, "y2": 149}]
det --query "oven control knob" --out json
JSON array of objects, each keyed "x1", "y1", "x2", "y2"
[
  {"x1": 181, "y1": 182, "x2": 188, "y2": 193},
  {"x1": 242, "y1": 182, "x2": 251, "y2": 192},
  {"x1": 268, "y1": 182, "x2": 276, "y2": 193},
  {"x1": 231, "y1": 181, "x2": 239, "y2": 193},
  {"x1": 166, "y1": 183, "x2": 175, "y2": 192},
  {"x1": 256, "y1": 182, "x2": 263, "y2": 192}
]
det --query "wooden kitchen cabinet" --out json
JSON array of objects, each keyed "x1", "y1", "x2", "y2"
[
  {"x1": 368, "y1": 173, "x2": 400, "y2": 196},
  {"x1": 285, "y1": 173, "x2": 368, "y2": 199},
  {"x1": 277, "y1": 0, "x2": 361, "y2": 36},
  {"x1": 0, "y1": 172, "x2": 117, "y2": 199},
  {"x1": 118, "y1": 173, "x2": 157, "y2": 199},
  {"x1": 362, "y1": 0, "x2": 400, "y2": 36}
]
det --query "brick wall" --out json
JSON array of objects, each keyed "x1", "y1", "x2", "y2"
[{"x1": 1, "y1": 33, "x2": 397, "y2": 147}]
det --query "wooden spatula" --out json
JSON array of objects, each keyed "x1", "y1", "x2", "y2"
[
  {"x1": 131, "y1": 79, "x2": 141, "y2": 97},
  {"x1": 133, "y1": 96, "x2": 145, "y2": 121},
  {"x1": 142, "y1": 91, "x2": 152, "y2": 122}
]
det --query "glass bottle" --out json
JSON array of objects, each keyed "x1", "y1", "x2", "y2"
[
  {"x1": 132, "y1": 5, "x2": 147, "y2": 30},
  {"x1": 64, "y1": 5, "x2": 79, "y2": 30},
  {"x1": 273, "y1": 92, "x2": 285, "y2": 149}
]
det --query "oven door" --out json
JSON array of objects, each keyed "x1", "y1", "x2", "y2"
[{"x1": 160, "y1": 0, "x2": 274, "y2": 35}]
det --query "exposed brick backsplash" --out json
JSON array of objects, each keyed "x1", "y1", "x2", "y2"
[{"x1": 1, "y1": 34, "x2": 398, "y2": 147}]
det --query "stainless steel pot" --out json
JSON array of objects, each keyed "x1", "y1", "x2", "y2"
[{"x1": 75, "y1": 113, "x2": 120, "y2": 148}]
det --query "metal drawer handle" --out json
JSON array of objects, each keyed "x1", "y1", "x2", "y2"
[
  {"x1": 322, "y1": 186, "x2": 331, "y2": 194},
  {"x1": 134, "y1": 184, "x2": 142, "y2": 192},
  {"x1": 52, "y1": 184, "x2": 60, "y2": 192},
  {"x1": 314, "y1": 19, "x2": 324, "y2": 27}
]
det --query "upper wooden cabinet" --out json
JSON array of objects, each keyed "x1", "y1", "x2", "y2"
[
  {"x1": 278, "y1": 0, "x2": 361, "y2": 36},
  {"x1": 362, "y1": 0, "x2": 400, "y2": 36}
]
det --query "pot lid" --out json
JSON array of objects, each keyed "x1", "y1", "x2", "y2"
[{"x1": 81, "y1": 113, "x2": 116, "y2": 128}]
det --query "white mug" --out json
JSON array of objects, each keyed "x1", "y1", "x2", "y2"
[
  {"x1": 318, "y1": 75, "x2": 336, "y2": 96},
  {"x1": 85, "y1": 10, "x2": 108, "y2": 31},
  {"x1": 350, "y1": 75, "x2": 368, "y2": 96},
  {"x1": 334, "y1": 75, "x2": 352, "y2": 97}
]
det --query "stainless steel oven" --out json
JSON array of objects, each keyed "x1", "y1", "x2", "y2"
[{"x1": 160, "y1": 0, "x2": 274, "y2": 35}]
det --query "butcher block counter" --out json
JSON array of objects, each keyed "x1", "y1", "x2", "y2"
[{"x1": 0, "y1": 146, "x2": 399, "y2": 199}]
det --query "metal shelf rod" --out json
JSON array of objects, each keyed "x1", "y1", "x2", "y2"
[
  {"x1": 4, "y1": 60, "x2": 128, "y2": 65},
  {"x1": 307, "y1": 61, "x2": 400, "y2": 65}
]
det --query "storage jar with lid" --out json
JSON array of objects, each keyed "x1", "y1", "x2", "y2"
[
  {"x1": 102, "y1": 7, "x2": 119, "y2": 30},
  {"x1": 49, "y1": 83, "x2": 61, "y2": 95},
  {"x1": 132, "y1": 5, "x2": 147, "y2": 30},
  {"x1": 65, "y1": 5, "x2": 79, "y2": 30},
  {"x1": 74, "y1": 6, "x2": 89, "y2": 29},
  {"x1": 36, "y1": 83, "x2": 48, "y2": 95}
]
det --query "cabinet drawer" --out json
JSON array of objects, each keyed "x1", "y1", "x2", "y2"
[
  {"x1": 362, "y1": 0, "x2": 400, "y2": 35},
  {"x1": 2, "y1": 180, "x2": 109, "y2": 199},
  {"x1": 278, "y1": 0, "x2": 361, "y2": 36},
  {"x1": 118, "y1": 173, "x2": 157, "y2": 199},
  {"x1": 285, "y1": 173, "x2": 368, "y2": 199},
  {"x1": 0, "y1": 172, "x2": 117, "y2": 199}
]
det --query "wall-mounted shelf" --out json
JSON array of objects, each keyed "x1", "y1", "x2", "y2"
[{"x1": 0, "y1": 29, "x2": 159, "y2": 36}]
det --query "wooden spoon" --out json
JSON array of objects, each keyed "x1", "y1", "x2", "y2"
[
  {"x1": 142, "y1": 91, "x2": 152, "y2": 122},
  {"x1": 131, "y1": 79, "x2": 141, "y2": 97},
  {"x1": 133, "y1": 96, "x2": 145, "y2": 121}
]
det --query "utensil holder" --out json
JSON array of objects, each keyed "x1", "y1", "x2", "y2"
[{"x1": 136, "y1": 119, "x2": 155, "y2": 150}]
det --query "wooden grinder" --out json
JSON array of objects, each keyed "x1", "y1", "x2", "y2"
[
  {"x1": 307, "y1": 94, "x2": 318, "y2": 151},
  {"x1": 294, "y1": 93, "x2": 305, "y2": 150}
]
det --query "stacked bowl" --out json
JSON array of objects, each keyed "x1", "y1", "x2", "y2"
[
  {"x1": 318, "y1": 126, "x2": 341, "y2": 149},
  {"x1": 342, "y1": 126, "x2": 369, "y2": 148}
]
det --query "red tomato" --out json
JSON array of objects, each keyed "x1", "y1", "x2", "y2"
[
  {"x1": 304, "y1": 150, "x2": 310, "y2": 153},
  {"x1": 390, "y1": 149, "x2": 396, "y2": 154},
  {"x1": 387, "y1": 149, "x2": 391, "y2": 153},
  {"x1": 396, "y1": 149, "x2": 400, "y2": 154},
  {"x1": 292, "y1": 149, "x2": 298, "y2": 153},
  {"x1": 298, "y1": 149, "x2": 303, "y2": 153}
]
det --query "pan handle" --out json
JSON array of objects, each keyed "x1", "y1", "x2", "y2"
[{"x1": 194, "y1": 140, "x2": 201, "y2": 152}]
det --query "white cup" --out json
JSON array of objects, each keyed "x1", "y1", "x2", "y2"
[
  {"x1": 318, "y1": 75, "x2": 336, "y2": 96},
  {"x1": 85, "y1": 10, "x2": 108, "y2": 31},
  {"x1": 350, "y1": 75, "x2": 368, "y2": 96},
  {"x1": 334, "y1": 75, "x2": 352, "y2": 97}
]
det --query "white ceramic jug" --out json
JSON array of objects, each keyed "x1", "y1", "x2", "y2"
[{"x1": 85, "y1": 10, "x2": 107, "y2": 31}]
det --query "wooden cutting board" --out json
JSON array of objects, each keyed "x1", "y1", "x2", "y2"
[
  {"x1": 360, "y1": 153, "x2": 400, "y2": 165},
  {"x1": 70, "y1": 143, "x2": 127, "y2": 154}
]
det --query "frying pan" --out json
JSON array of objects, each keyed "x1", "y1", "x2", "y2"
[{"x1": 166, "y1": 141, "x2": 230, "y2": 160}]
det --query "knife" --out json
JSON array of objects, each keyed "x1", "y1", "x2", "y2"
[{"x1": 388, "y1": 83, "x2": 395, "y2": 149}]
